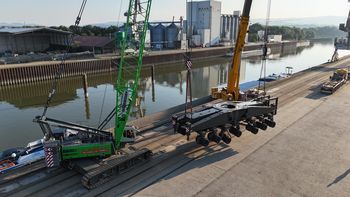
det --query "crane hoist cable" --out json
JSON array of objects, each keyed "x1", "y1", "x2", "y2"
[
  {"x1": 182, "y1": 0, "x2": 194, "y2": 140},
  {"x1": 184, "y1": 55, "x2": 193, "y2": 140},
  {"x1": 258, "y1": 0, "x2": 271, "y2": 93},
  {"x1": 98, "y1": 0, "x2": 124, "y2": 127},
  {"x1": 41, "y1": 0, "x2": 88, "y2": 118},
  {"x1": 98, "y1": 84, "x2": 109, "y2": 126},
  {"x1": 97, "y1": 0, "x2": 148, "y2": 133}
]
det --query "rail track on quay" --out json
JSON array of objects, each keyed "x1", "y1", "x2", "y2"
[{"x1": 1, "y1": 56, "x2": 350, "y2": 197}]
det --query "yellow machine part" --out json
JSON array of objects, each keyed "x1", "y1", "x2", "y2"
[
  {"x1": 211, "y1": 16, "x2": 249, "y2": 101},
  {"x1": 211, "y1": 0, "x2": 252, "y2": 101},
  {"x1": 211, "y1": 5, "x2": 251, "y2": 101},
  {"x1": 336, "y1": 68, "x2": 348, "y2": 75}
]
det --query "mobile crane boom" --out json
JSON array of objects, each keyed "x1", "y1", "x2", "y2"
[{"x1": 227, "y1": 0, "x2": 252, "y2": 100}]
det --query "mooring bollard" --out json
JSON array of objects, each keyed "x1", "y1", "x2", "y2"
[
  {"x1": 84, "y1": 97, "x2": 91, "y2": 120},
  {"x1": 82, "y1": 73, "x2": 88, "y2": 98},
  {"x1": 179, "y1": 72, "x2": 183, "y2": 95}
]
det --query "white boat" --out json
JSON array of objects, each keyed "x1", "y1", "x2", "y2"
[
  {"x1": 226, "y1": 48, "x2": 271, "y2": 58},
  {"x1": 259, "y1": 67, "x2": 293, "y2": 82},
  {"x1": 259, "y1": 73, "x2": 280, "y2": 82}
]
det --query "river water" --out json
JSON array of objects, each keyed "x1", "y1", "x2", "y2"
[{"x1": 0, "y1": 39, "x2": 349, "y2": 150}]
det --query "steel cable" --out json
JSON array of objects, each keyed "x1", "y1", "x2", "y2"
[{"x1": 41, "y1": 0, "x2": 88, "y2": 118}]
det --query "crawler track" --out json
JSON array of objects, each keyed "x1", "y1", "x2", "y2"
[{"x1": 0, "y1": 57, "x2": 349, "y2": 197}]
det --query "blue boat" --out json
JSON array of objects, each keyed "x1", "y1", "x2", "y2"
[{"x1": 0, "y1": 139, "x2": 45, "y2": 173}]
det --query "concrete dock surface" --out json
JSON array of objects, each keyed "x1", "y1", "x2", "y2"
[
  {"x1": 134, "y1": 70, "x2": 350, "y2": 196},
  {"x1": 1, "y1": 57, "x2": 350, "y2": 197}
]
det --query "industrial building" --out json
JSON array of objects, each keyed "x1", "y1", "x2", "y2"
[
  {"x1": 0, "y1": 1, "x2": 243, "y2": 54},
  {"x1": 149, "y1": 22, "x2": 183, "y2": 50},
  {"x1": 268, "y1": 35, "x2": 283, "y2": 42},
  {"x1": 186, "y1": 0, "x2": 222, "y2": 47},
  {"x1": 0, "y1": 27, "x2": 71, "y2": 54},
  {"x1": 146, "y1": 0, "x2": 242, "y2": 50},
  {"x1": 184, "y1": 0, "x2": 241, "y2": 47},
  {"x1": 150, "y1": 23, "x2": 166, "y2": 49},
  {"x1": 141, "y1": 0, "x2": 243, "y2": 50},
  {"x1": 72, "y1": 36, "x2": 115, "y2": 54},
  {"x1": 220, "y1": 11, "x2": 240, "y2": 45},
  {"x1": 118, "y1": 25, "x2": 152, "y2": 49}
]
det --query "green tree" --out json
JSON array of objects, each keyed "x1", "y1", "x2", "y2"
[
  {"x1": 248, "y1": 23, "x2": 326, "y2": 41},
  {"x1": 50, "y1": 25, "x2": 120, "y2": 37}
]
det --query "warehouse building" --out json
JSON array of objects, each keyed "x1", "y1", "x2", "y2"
[
  {"x1": 72, "y1": 36, "x2": 115, "y2": 54},
  {"x1": 0, "y1": 27, "x2": 71, "y2": 54}
]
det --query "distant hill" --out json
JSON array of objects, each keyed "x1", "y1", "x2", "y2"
[
  {"x1": 0, "y1": 22, "x2": 38, "y2": 27},
  {"x1": 94, "y1": 16, "x2": 347, "y2": 28},
  {"x1": 251, "y1": 16, "x2": 346, "y2": 28},
  {"x1": 89, "y1": 21, "x2": 123, "y2": 28},
  {"x1": 1, "y1": 16, "x2": 347, "y2": 28}
]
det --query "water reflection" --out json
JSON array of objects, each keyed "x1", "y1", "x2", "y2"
[
  {"x1": 0, "y1": 74, "x2": 112, "y2": 109},
  {"x1": 0, "y1": 39, "x2": 348, "y2": 149},
  {"x1": 84, "y1": 97, "x2": 91, "y2": 120},
  {"x1": 155, "y1": 63, "x2": 231, "y2": 98}
]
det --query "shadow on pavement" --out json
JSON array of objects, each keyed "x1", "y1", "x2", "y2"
[
  {"x1": 162, "y1": 143, "x2": 238, "y2": 181},
  {"x1": 327, "y1": 168, "x2": 350, "y2": 187},
  {"x1": 304, "y1": 84, "x2": 329, "y2": 100}
]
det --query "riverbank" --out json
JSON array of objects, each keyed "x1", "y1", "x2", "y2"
[{"x1": 0, "y1": 40, "x2": 309, "y2": 86}]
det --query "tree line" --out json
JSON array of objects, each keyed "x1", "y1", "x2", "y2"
[
  {"x1": 248, "y1": 23, "x2": 346, "y2": 42},
  {"x1": 50, "y1": 25, "x2": 119, "y2": 37},
  {"x1": 50, "y1": 24, "x2": 345, "y2": 41}
]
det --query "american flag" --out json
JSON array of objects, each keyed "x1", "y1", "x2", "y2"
[{"x1": 186, "y1": 60, "x2": 192, "y2": 70}]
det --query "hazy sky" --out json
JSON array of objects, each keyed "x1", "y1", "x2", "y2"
[{"x1": 1, "y1": 0, "x2": 349, "y2": 26}]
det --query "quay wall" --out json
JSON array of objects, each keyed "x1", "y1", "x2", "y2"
[
  {"x1": 0, "y1": 41, "x2": 303, "y2": 86},
  {"x1": 0, "y1": 59, "x2": 114, "y2": 86},
  {"x1": 0, "y1": 48, "x2": 233, "y2": 86}
]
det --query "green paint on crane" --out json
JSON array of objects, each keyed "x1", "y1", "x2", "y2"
[
  {"x1": 114, "y1": 0, "x2": 153, "y2": 149},
  {"x1": 61, "y1": 142, "x2": 113, "y2": 160}
]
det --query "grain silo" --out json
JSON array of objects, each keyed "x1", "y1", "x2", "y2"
[
  {"x1": 151, "y1": 23, "x2": 165, "y2": 49},
  {"x1": 165, "y1": 23, "x2": 179, "y2": 49}
]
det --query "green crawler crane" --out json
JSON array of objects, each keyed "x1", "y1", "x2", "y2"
[{"x1": 34, "y1": 0, "x2": 153, "y2": 189}]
